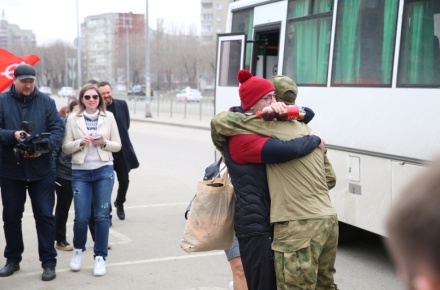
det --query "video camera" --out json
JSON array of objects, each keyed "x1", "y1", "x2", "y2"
[{"x1": 13, "y1": 121, "x2": 51, "y2": 159}]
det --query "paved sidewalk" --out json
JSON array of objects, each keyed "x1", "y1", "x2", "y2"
[{"x1": 131, "y1": 113, "x2": 211, "y2": 131}]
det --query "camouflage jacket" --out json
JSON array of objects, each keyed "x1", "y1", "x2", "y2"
[{"x1": 210, "y1": 111, "x2": 336, "y2": 190}]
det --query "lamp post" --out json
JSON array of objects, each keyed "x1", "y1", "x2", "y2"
[
  {"x1": 76, "y1": 0, "x2": 82, "y2": 88},
  {"x1": 145, "y1": 0, "x2": 152, "y2": 117},
  {"x1": 64, "y1": 45, "x2": 68, "y2": 85},
  {"x1": 125, "y1": 13, "x2": 131, "y2": 93}
]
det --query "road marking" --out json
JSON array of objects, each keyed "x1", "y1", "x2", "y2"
[
  {"x1": 21, "y1": 203, "x2": 189, "y2": 218},
  {"x1": 128, "y1": 203, "x2": 189, "y2": 208},
  {"x1": 109, "y1": 228, "x2": 132, "y2": 244},
  {"x1": 5, "y1": 252, "x2": 224, "y2": 279}
]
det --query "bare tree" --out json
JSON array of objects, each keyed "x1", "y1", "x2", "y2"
[{"x1": 7, "y1": 17, "x2": 217, "y2": 95}]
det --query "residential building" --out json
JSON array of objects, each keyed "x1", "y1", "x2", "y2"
[
  {"x1": 200, "y1": 0, "x2": 233, "y2": 44},
  {"x1": 81, "y1": 12, "x2": 145, "y2": 91},
  {"x1": 0, "y1": 9, "x2": 36, "y2": 54}
]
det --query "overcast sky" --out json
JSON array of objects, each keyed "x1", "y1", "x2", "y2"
[{"x1": 1, "y1": 0, "x2": 200, "y2": 46}]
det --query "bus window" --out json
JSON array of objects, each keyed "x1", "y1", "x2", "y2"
[
  {"x1": 218, "y1": 40, "x2": 242, "y2": 87},
  {"x1": 397, "y1": 0, "x2": 440, "y2": 87},
  {"x1": 283, "y1": 0, "x2": 333, "y2": 85},
  {"x1": 331, "y1": 0, "x2": 399, "y2": 86},
  {"x1": 232, "y1": 9, "x2": 254, "y2": 70}
]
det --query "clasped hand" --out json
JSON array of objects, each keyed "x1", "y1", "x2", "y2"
[{"x1": 80, "y1": 133, "x2": 105, "y2": 146}]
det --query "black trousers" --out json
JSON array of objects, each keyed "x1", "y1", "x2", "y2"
[
  {"x1": 238, "y1": 234, "x2": 277, "y2": 290},
  {"x1": 55, "y1": 177, "x2": 73, "y2": 243},
  {"x1": 1, "y1": 177, "x2": 57, "y2": 267},
  {"x1": 113, "y1": 153, "x2": 130, "y2": 205}
]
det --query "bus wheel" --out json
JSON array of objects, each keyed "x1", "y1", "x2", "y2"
[{"x1": 338, "y1": 221, "x2": 357, "y2": 244}]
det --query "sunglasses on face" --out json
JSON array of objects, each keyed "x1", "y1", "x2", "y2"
[{"x1": 84, "y1": 94, "x2": 99, "y2": 100}]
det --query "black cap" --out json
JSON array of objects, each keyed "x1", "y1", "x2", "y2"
[{"x1": 14, "y1": 64, "x2": 36, "y2": 80}]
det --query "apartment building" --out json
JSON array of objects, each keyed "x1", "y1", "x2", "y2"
[
  {"x1": 81, "y1": 12, "x2": 145, "y2": 91},
  {"x1": 200, "y1": 0, "x2": 234, "y2": 44},
  {"x1": 0, "y1": 10, "x2": 36, "y2": 54}
]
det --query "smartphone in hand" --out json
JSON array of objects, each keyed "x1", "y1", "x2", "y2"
[{"x1": 93, "y1": 135, "x2": 102, "y2": 140}]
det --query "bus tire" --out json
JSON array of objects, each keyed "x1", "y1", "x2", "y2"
[{"x1": 338, "y1": 221, "x2": 357, "y2": 244}]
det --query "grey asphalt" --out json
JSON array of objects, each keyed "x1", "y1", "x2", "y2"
[
  {"x1": 0, "y1": 115, "x2": 231, "y2": 290},
  {"x1": 131, "y1": 113, "x2": 211, "y2": 131},
  {"x1": 0, "y1": 111, "x2": 403, "y2": 289}
]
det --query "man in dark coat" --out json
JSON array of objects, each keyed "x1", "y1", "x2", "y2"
[
  {"x1": 0, "y1": 64, "x2": 64, "y2": 281},
  {"x1": 98, "y1": 81, "x2": 139, "y2": 220}
]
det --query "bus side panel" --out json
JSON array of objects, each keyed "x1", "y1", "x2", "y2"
[
  {"x1": 328, "y1": 150, "x2": 392, "y2": 236},
  {"x1": 329, "y1": 149, "x2": 428, "y2": 236},
  {"x1": 299, "y1": 87, "x2": 440, "y2": 161}
]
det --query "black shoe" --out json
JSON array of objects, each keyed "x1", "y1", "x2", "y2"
[
  {"x1": 0, "y1": 263, "x2": 20, "y2": 277},
  {"x1": 42, "y1": 267, "x2": 56, "y2": 281},
  {"x1": 114, "y1": 201, "x2": 125, "y2": 220}
]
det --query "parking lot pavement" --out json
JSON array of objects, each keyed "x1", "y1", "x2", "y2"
[
  {"x1": 130, "y1": 113, "x2": 211, "y2": 131},
  {"x1": 0, "y1": 121, "x2": 232, "y2": 289},
  {"x1": 0, "y1": 203, "x2": 231, "y2": 289}
]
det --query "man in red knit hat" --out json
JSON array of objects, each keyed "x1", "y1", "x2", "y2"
[
  {"x1": 210, "y1": 70, "x2": 329, "y2": 290},
  {"x1": 212, "y1": 70, "x2": 338, "y2": 290}
]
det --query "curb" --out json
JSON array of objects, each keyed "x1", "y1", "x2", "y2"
[{"x1": 131, "y1": 117, "x2": 210, "y2": 131}]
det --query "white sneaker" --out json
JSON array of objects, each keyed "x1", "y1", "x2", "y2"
[
  {"x1": 70, "y1": 249, "x2": 83, "y2": 271},
  {"x1": 94, "y1": 256, "x2": 106, "y2": 276}
]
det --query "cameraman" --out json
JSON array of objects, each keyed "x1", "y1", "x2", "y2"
[{"x1": 0, "y1": 64, "x2": 64, "y2": 281}]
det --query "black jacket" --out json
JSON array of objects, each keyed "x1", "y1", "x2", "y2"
[
  {"x1": 0, "y1": 85, "x2": 64, "y2": 181},
  {"x1": 223, "y1": 142, "x2": 272, "y2": 238},
  {"x1": 106, "y1": 98, "x2": 139, "y2": 171}
]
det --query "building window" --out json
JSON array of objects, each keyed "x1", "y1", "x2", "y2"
[
  {"x1": 201, "y1": 14, "x2": 213, "y2": 21},
  {"x1": 202, "y1": 25, "x2": 213, "y2": 32},
  {"x1": 202, "y1": 3, "x2": 213, "y2": 9}
]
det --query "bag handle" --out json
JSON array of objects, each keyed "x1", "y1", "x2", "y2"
[{"x1": 209, "y1": 165, "x2": 229, "y2": 185}]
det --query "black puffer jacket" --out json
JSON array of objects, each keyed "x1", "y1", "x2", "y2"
[{"x1": 223, "y1": 142, "x2": 272, "y2": 238}]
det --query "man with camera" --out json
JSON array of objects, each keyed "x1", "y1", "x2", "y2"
[{"x1": 0, "y1": 64, "x2": 64, "y2": 281}]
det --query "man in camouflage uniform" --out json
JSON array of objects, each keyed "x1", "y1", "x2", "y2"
[{"x1": 211, "y1": 74, "x2": 338, "y2": 290}]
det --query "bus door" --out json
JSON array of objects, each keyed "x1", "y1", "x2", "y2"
[
  {"x1": 252, "y1": 26, "x2": 280, "y2": 79},
  {"x1": 214, "y1": 33, "x2": 246, "y2": 115}
]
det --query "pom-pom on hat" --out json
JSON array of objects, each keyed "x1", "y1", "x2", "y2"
[{"x1": 238, "y1": 70, "x2": 275, "y2": 111}]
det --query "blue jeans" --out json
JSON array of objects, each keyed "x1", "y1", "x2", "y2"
[
  {"x1": 72, "y1": 165, "x2": 114, "y2": 258},
  {"x1": 0, "y1": 176, "x2": 57, "y2": 268}
]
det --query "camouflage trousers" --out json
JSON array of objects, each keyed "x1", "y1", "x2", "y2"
[{"x1": 272, "y1": 216, "x2": 339, "y2": 290}]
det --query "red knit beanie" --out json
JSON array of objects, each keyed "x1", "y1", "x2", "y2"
[{"x1": 238, "y1": 70, "x2": 275, "y2": 111}]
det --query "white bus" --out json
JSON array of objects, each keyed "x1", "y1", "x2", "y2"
[{"x1": 214, "y1": 0, "x2": 440, "y2": 238}]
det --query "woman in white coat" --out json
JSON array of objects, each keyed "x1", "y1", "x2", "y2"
[{"x1": 62, "y1": 83, "x2": 121, "y2": 276}]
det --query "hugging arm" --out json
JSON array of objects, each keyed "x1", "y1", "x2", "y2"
[{"x1": 229, "y1": 134, "x2": 321, "y2": 164}]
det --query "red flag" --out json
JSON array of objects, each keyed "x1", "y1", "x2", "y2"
[{"x1": 0, "y1": 49, "x2": 40, "y2": 93}]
